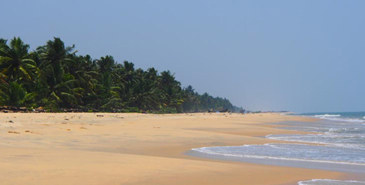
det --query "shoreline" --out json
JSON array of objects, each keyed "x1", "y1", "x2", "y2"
[
  {"x1": 185, "y1": 116, "x2": 365, "y2": 183},
  {"x1": 0, "y1": 112, "x2": 355, "y2": 185},
  {"x1": 187, "y1": 149, "x2": 365, "y2": 174}
]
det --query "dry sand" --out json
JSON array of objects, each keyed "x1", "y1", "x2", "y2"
[{"x1": 0, "y1": 113, "x2": 346, "y2": 185}]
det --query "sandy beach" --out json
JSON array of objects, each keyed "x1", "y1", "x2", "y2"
[{"x1": 0, "y1": 113, "x2": 347, "y2": 185}]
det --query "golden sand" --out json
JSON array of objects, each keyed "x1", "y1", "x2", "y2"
[{"x1": 0, "y1": 113, "x2": 344, "y2": 185}]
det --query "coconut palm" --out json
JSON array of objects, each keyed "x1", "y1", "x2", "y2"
[
  {"x1": 0, "y1": 37, "x2": 37, "y2": 81},
  {"x1": 0, "y1": 81, "x2": 36, "y2": 107},
  {"x1": 35, "y1": 38, "x2": 80, "y2": 109},
  {"x1": 0, "y1": 36, "x2": 237, "y2": 112},
  {"x1": 37, "y1": 37, "x2": 75, "y2": 86}
]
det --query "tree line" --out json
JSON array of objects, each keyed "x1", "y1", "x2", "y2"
[{"x1": 0, "y1": 37, "x2": 240, "y2": 113}]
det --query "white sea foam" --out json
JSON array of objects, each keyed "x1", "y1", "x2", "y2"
[
  {"x1": 314, "y1": 114, "x2": 341, "y2": 118},
  {"x1": 326, "y1": 128, "x2": 359, "y2": 133},
  {"x1": 192, "y1": 144, "x2": 365, "y2": 165},
  {"x1": 328, "y1": 118, "x2": 364, "y2": 123},
  {"x1": 266, "y1": 134, "x2": 365, "y2": 150},
  {"x1": 298, "y1": 179, "x2": 365, "y2": 185},
  {"x1": 193, "y1": 113, "x2": 365, "y2": 178},
  {"x1": 311, "y1": 114, "x2": 364, "y2": 123}
]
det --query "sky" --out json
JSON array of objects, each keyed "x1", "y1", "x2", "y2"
[{"x1": 1, "y1": 0, "x2": 365, "y2": 113}]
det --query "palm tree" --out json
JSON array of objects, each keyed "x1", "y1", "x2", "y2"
[
  {"x1": 0, "y1": 37, "x2": 37, "y2": 81},
  {"x1": 0, "y1": 81, "x2": 36, "y2": 107},
  {"x1": 37, "y1": 37, "x2": 75, "y2": 86},
  {"x1": 126, "y1": 68, "x2": 160, "y2": 110},
  {"x1": 159, "y1": 71, "x2": 183, "y2": 111},
  {"x1": 0, "y1": 39, "x2": 7, "y2": 47},
  {"x1": 93, "y1": 56, "x2": 125, "y2": 111},
  {"x1": 35, "y1": 38, "x2": 79, "y2": 109},
  {"x1": 0, "y1": 36, "x2": 237, "y2": 112}
]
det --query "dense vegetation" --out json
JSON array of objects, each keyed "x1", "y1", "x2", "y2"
[{"x1": 0, "y1": 37, "x2": 239, "y2": 113}]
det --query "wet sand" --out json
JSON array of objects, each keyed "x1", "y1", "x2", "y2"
[{"x1": 0, "y1": 113, "x2": 346, "y2": 185}]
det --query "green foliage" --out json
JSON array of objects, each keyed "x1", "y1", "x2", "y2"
[
  {"x1": 0, "y1": 37, "x2": 37, "y2": 81},
  {"x1": 0, "y1": 37, "x2": 237, "y2": 113},
  {"x1": 0, "y1": 81, "x2": 36, "y2": 107}
]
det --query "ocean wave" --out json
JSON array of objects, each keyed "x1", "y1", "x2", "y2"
[
  {"x1": 192, "y1": 149, "x2": 365, "y2": 166},
  {"x1": 314, "y1": 114, "x2": 341, "y2": 118},
  {"x1": 325, "y1": 128, "x2": 365, "y2": 135},
  {"x1": 266, "y1": 134, "x2": 365, "y2": 150},
  {"x1": 192, "y1": 144, "x2": 365, "y2": 165},
  {"x1": 305, "y1": 113, "x2": 365, "y2": 123},
  {"x1": 314, "y1": 116, "x2": 364, "y2": 123},
  {"x1": 327, "y1": 128, "x2": 359, "y2": 133},
  {"x1": 298, "y1": 179, "x2": 365, "y2": 185}
]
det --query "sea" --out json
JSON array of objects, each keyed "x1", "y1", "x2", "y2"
[{"x1": 191, "y1": 112, "x2": 365, "y2": 185}]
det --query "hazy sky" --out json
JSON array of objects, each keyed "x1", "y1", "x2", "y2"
[{"x1": 1, "y1": 0, "x2": 365, "y2": 113}]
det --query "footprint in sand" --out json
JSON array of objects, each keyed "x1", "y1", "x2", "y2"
[{"x1": 8, "y1": 131, "x2": 20, "y2": 134}]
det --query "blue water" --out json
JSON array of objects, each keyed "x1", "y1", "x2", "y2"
[
  {"x1": 296, "y1": 112, "x2": 365, "y2": 123},
  {"x1": 192, "y1": 112, "x2": 365, "y2": 185},
  {"x1": 298, "y1": 179, "x2": 365, "y2": 185}
]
